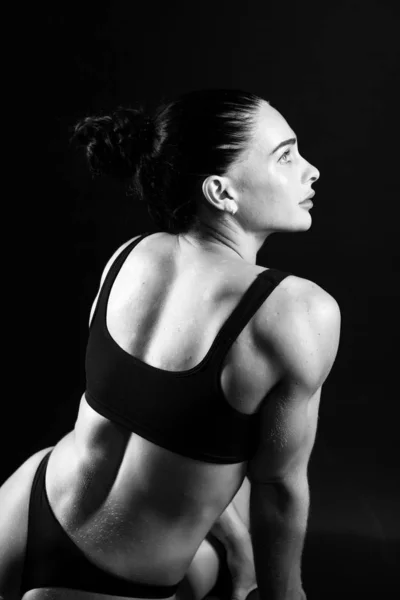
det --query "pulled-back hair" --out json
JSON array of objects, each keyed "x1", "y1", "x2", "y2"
[{"x1": 72, "y1": 89, "x2": 263, "y2": 234}]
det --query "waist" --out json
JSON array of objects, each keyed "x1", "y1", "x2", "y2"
[{"x1": 44, "y1": 416, "x2": 245, "y2": 582}]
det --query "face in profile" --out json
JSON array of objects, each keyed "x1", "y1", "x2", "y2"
[{"x1": 227, "y1": 101, "x2": 320, "y2": 234}]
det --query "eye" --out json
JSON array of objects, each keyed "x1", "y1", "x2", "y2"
[{"x1": 279, "y1": 149, "x2": 291, "y2": 164}]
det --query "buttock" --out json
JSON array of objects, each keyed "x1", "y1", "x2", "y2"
[{"x1": 20, "y1": 451, "x2": 181, "y2": 599}]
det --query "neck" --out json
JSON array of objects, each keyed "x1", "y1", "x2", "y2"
[{"x1": 179, "y1": 218, "x2": 270, "y2": 265}]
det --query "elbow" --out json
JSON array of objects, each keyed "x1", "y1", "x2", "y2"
[{"x1": 248, "y1": 467, "x2": 309, "y2": 493}]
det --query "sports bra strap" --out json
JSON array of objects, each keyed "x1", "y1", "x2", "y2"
[
  {"x1": 210, "y1": 268, "x2": 291, "y2": 363},
  {"x1": 92, "y1": 233, "x2": 291, "y2": 368},
  {"x1": 90, "y1": 232, "x2": 153, "y2": 329}
]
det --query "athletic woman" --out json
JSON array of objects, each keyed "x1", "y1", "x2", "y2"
[{"x1": 0, "y1": 89, "x2": 340, "y2": 600}]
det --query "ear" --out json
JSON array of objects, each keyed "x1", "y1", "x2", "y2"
[{"x1": 202, "y1": 175, "x2": 238, "y2": 212}]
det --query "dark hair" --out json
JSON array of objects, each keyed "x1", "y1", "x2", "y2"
[{"x1": 72, "y1": 89, "x2": 264, "y2": 234}]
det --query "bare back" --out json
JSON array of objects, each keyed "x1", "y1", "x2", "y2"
[{"x1": 43, "y1": 232, "x2": 300, "y2": 584}]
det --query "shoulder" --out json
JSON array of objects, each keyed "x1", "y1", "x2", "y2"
[
  {"x1": 268, "y1": 273, "x2": 340, "y2": 325},
  {"x1": 257, "y1": 274, "x2": 341, "y2": 391},
  {"x1": 260, "y1": 272, "x2": 341, "y2": 326},
  {"x1": 98, "y1": 234, "x2": 143, "y2": 288}
]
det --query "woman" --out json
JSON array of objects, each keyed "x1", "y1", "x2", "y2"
[{"x1": 0, "y1": 89, "x2": 340, "y2": 600}]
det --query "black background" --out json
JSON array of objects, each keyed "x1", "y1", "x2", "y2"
[{"x1": 3, "y1": 1, "x2": 399, "y2": 598}]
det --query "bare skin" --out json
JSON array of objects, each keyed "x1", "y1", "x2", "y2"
[
  {"x1": 0, "y1": 101, "x2": 338, "y2": 600},
  {"x1": 0, "y1": 233, "x2": 279, "y2": 600}
]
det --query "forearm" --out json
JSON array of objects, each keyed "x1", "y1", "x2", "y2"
[
  {"x1": 210, "y1": 480, "x2": 258, "y2": 599},
  {"x1": 250, "y1": 476, "x2": 309, "y2": 600}
]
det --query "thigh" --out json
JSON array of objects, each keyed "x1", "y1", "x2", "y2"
[
  {"x1": 0, "y1": 447, "x2": 54, "y2": 600},
  {"x1": 21, "y1": 589, "x2": 177, "y2": 600},
  {"x1": 178, "y1": 532, "x2": 233, "y2": 600},
  {"x1": 177, "y1": 537, "x2": 220, "y2": 600}
]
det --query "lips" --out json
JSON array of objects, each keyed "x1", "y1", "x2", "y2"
[{"x1": 300, "y1": 191, "x2": 315, "y2": 203}]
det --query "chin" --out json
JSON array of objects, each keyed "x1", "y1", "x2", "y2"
[
  {"x1": 297, "y1": 217, "x2": 313, "y2": 232},
  {"x1": 278, "y1": 217, "x2": 312, "y2": 234},
  {"x1": 294, "y1": 209, "x2": 313, "y2": 231}
]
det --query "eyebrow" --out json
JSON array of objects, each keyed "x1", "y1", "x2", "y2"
[{"x1": 269, "y1": 137, "x2": 297, "y2": 155}]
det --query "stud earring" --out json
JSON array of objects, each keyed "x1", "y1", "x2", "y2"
[{"x1": 226, "y1": 200, "x2": 238, "y2": 215}]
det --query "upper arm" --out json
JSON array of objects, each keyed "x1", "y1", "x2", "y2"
[
  {"x1": 88, "y1": 235, "x2": 143, "y2": 328},
  {"x1": 247, "y1": 282, "x2": 341, "y2": 484}
]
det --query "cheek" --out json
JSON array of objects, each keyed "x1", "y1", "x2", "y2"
[
  {"x1": 274, "y1": 171, "x2": 290, "y2": 186},
  {"x1": 270, "y1": 166, "x2": 293, "y2": 188},
  {"x1": 238, "y1": 163, "x2": 293, "y2": 203},
  {"x1": 264, "y1": 173, "x2": 291, "y2": 204}
]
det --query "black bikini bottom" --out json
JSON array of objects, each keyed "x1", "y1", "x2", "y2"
[
  {"x1": 20, "y1": 451, "x2": 232, "y2": 599},
  {"x1": 20, "y1": 450, "x2": 181, "y2": 598}
]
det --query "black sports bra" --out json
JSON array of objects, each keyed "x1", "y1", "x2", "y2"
[{"x1": 85, "y1": 233, "x2": 290, "y2": 463}]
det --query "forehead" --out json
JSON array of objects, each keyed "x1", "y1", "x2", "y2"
[{"x1": 252, "y1": 101, "x2": 295, "y2": 154}]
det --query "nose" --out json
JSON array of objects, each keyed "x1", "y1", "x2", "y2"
[{"x1": 302, "y1": 158, "x2": 320, "y2": 184}]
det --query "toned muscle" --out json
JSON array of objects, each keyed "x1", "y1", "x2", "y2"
[{"x1": 44, "y1": 232, "x2": 308, "y2": 583}]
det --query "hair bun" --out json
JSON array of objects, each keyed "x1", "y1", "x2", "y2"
[{"x1": 72, "y1": 107, "x2": 155, "y2": 179}]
